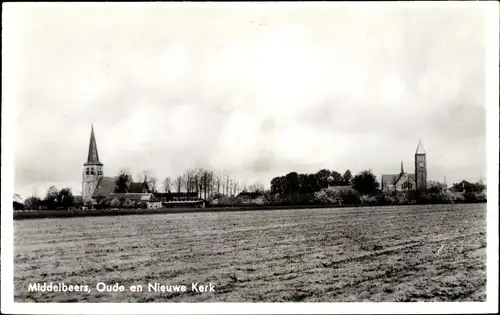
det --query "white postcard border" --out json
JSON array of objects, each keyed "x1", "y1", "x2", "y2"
[{"x1": 1, "y1": 1, "x2": 498, "y2": 314}]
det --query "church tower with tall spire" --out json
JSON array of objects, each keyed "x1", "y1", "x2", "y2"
[{"x1": 82, "y1": 125, "x2": 103, "y2": 203}]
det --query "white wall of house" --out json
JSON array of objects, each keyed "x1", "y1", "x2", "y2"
[{"x1": 147, "y1": 201, "x2": 162, "y2": 209}]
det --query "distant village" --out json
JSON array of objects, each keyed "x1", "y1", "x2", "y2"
[{"x1": 14, "y1": 125, "x2": 487, "y2": 211}]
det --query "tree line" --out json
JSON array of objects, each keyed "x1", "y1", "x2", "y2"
[
  {"x1": 114, "y1": 167, "x2": 261, "y2": 200},
  {"x1": 18, "y1": 166, "x2": 486, "y2": 211},
  {"x1": 268, "y1": 169, "x2": 380, "y2": 205},
  {"x1": 269, "y1": 169, "x2": 382, "y2": 198},
  {"x1": 23, "y1": 186, "x2": 75, "y2": 210},
  {"x1": 105, "y1": 167, "x2": 377, "y2": 204}
]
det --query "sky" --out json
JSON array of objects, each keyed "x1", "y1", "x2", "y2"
[{"x1": 7, "y1": 2, "x2": 489, "y2": 198}]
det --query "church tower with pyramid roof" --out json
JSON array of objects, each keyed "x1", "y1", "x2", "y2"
[
  {"x1": 82, "y1": 125, "x2": 104, "y2": 203},
  {"x1": 414, "y1": 140, "x2": 427, "y2": 191}
]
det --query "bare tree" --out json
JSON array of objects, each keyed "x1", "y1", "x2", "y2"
[
  {"x1": 163, "y1": 177, "x2": 172, "y2": 193},
  {"x1": 173, "y1": 176, "x2": 183, "y2": 194},
  {"x1": 197, "y1": 168, "x2": 212, "y2": 200},
  {"x1": 196, "y1": 168, "x2": 204, "y2": 199},
  {"x1": 230, "y1": 178, "x2": 239, "y2": 205},
  {"x1": 206, "y1": 169, "x2": 215, "y2": 199},
  {"x1": 231, "y1": 178, "x2": 239, "y2": 197},
  {"x1": 183, "y1": 170, "x2": 191, "y2": 194},
  {"x1": 184, "y1": 168, "x2": 198, "y2": 194},
  {"x1": 224, "y1": 173, "x2": 231, "y2": 196},
  {"x1": 188, "y1": 169, "x2": 197, "y2": 197},
  {"x1": 249, "y1": 182, "x2": 265, "y2": 193},
  {"x1": 214, "y1": 175, "x2": 222, "y2": 196},
  {"x1": 148, "y1": 177, "x2": 158, "y2": 193},
  {"x1": 137, "y1": 170, "x2": 149, "y2": 183}
]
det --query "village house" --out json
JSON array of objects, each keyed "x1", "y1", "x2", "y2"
[
  {"x1": 106, "y1": 193, "x2": 161, "y2": 209},
  {"x1": 154, "y1": 192, "x2": 199, "y2": 202}
]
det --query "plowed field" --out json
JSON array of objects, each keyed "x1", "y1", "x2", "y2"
[{"x1": 14, "y1": 203, "x2": 486, "y2": 302}]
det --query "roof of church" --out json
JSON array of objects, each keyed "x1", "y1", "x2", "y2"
[
  {"x1": 93, "y1": 176, "x2": 117, "y2": 198},
  {"x1": 85, "y1": 125, "x2": 102, "y2": 166},
  {"x1": 382, "y1": 173, "x2": 415, "y2": 185},
  {"x1": 92, "y1": 179, "x2": 149, "y2": 198},
  {"x1": 128, "y1": 182, "x2": 148, "y2": 193},
  {"x1": 415, "y1": 141, "x2": 426, "y2": 154}
]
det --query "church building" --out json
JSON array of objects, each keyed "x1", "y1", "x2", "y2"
[
  {"x1": 82, "y1": 125, "x2": 150, "y2": 204},
  {"x1": 381, "y1": 141, "x2": 427, "y2": 192}
]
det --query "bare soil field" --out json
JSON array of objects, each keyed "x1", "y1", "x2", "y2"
[{"x1": 14, "y1": 203, "x2": 486, "y2": 302}]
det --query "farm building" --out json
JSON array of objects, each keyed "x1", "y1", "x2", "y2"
[
  {"x1": 106, "y1": 193, "x2": 159, "y2": 209},
  {"x1": 155, "y1": 192, "x2": 199, "y2": 202}
]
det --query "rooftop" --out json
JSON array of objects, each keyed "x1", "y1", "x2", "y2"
[
  {"x1": 382, "y1": 173, "x2": 415, "y2": 185},
  {"x1": 416, "y1": 141, "x2": 426, "y2": 154}
]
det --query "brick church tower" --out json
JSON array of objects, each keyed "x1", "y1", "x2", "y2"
[
  {"x1": 414, "y1": 140, "x2": 427, "y2": 191},
  {"x1": 82, "y1": 125, "x2": 103, "y2": 203}
]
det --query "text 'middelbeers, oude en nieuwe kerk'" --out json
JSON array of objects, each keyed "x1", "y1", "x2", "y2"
[{"x1": 28, "y1": 282, "x2": 216, "y2": 294}]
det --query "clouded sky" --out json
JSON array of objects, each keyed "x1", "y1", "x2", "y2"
[{"x1": 8, "y1": 2, "x2": 489, "y2": 197}]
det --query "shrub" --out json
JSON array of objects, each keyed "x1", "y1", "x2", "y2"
[
  {"x1": 339, "y1": 188, "x2": 361, "y2": 205},
  {"x1": 94, "y1": 198, "x2": 110, "y2": 209},
  {"x1": 360, "y1": 194, "x2": 378, "y2": 205},
  {"x1": 395, "y1": 192, "x2": 411, "y2": 205},
  {"x1": 24, "y1": 197, "x2": 41, "y2": 210},
  {"x1": 463, "y1": 191, "x2": 487, "y2": 203},
  {"x1": 84, "y1": 200, "x2": 93, "y2": 209},
  {"x1": 121, "y1": 198, "x2": 135, "y2": 209},
  {"x1": 109, "y1": 198, "x2": 120, "y2": 208},
  {"x1": 263, "y1": 193, "x2": 282, "y2": 205},
  {"x1": 433, "y1": 191, "x2": 454, "y2": 203},
  {"x1": 377, "y1": 192, "x2": 397, "y2": 205},
  {"x1": 313, "y1": 188, "x2": 339, "y2": 204},
  {"x1": 313, "y1": 187, "x2": 360, "y2": 205},
  {"x1": 475, "y1": 191, "x2": 487, "y2": 202},
  {"x1": 13, "y1": 201, "x2": 25, "y2": 211},
  {"x1": 295, "y1": 193, "x2": 316, "y2": 205}
]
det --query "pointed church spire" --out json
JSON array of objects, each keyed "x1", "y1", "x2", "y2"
[
  {"x1": 86, "y1": 124, "x2": 102, "y2": 165},
  {"x1": 415, "y1": 140, "x2": 426, "y2": 154}
]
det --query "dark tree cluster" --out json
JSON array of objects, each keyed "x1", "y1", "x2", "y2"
[
  {"x1": 40, "y1": 186, "x2": 75, "y2": 210},
  {"x1": 450, "y1": 181, "x2": 486, "y2": 194},
  {"x1": 114, "y1": 170, "x2": 133, "y2": 193},
  {"x1": 351, "y1": 170, "x2": 380, "y2": 195},
  {"x1": 270, "y1": 169, "x2": 355, "y2": 197}
]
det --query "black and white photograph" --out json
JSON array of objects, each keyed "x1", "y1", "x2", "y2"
[{"x1": 2, "y1": 1, "x2": 498, "y2": 314}]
